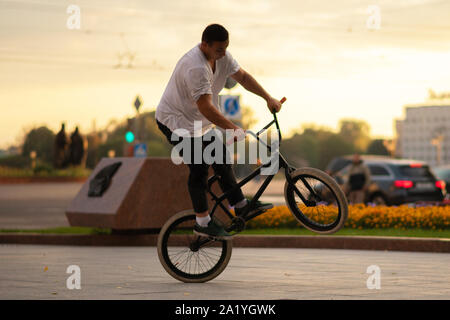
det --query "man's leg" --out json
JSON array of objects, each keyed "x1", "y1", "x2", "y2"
[
  {"x1": 202, "y1": 129, "x2": 245, "y2": 207},
  {"x1": 156, "y1": 121, "x2": 229, "y2": 236},
  {"x1": 211, "y1": 162, "x2": 245, "y2": 207},
  {"x1": 186, "y1": 161, "x2": 210, "y2": 216},
  {"x1": 349, "y1": 191, "x2": 357, "y2": 204},
  {"x1": 354, "y1": 190, "x2": 365, "y2": 204},
  {"x1": 206, "y1": 130, "x2": 272, "y2": 215},
  {"x1": 186, "y1": 136, "x2": 232, "y2": 238},
  {"x1": 187, "y1": 161, "x2": 232, "y2": 239}
]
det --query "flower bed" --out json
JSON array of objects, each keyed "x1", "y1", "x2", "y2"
[{"x1": 246, "y1": 204, "x2": 450, "y2": 230}]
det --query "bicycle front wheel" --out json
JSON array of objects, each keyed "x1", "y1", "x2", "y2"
[
  {"x1": 157, "y1": 210, "x2": 233, "y2": 283},
  {"x1": 284, "y1": 167, "x2": 348, "y2": 234}
]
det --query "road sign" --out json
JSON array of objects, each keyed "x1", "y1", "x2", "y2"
[
  {"x1": 134, "y1": 143, "x2": 147, "y2": 158},
  {"x1": 134, "y1": 95, "x2": 142, "y2": 112},
  {"x1": 219, "y1": 95, "x2": 241, "y2": 120}
]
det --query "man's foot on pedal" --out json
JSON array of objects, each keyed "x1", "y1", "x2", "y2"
[
  {"x1": 194, "y1": 219, "x2": 232, "y2": 240},
  {"x1": 234, "y1": 199, "x2": 273, "y2": 217}
]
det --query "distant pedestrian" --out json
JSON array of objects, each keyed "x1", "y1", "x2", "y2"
[
  {"x1": 54, "y1": 123, "x2": 69, "y2": 169},
  {"x1": 69, "y1": 127, "x2": 85, "y2": 167},
  {"x1": 342, "y1": 154, "x2": 371, "y2": 204}
]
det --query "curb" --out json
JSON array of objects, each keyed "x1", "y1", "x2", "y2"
[{"x1": 1, "y1": 233, "x2": 449, "y2": 253}]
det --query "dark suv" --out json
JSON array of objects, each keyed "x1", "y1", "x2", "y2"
[{"x1": 326, "y1": 155, "x2": 446, "y2": 205}]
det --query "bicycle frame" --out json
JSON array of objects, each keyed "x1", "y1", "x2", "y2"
[{"x1": 206, "y1": 112, "x2": 315, "y2": 223}]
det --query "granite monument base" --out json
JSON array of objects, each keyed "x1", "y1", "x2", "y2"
[{"x1": 66, "y1": 157, "x2": 230, "y2": 231}]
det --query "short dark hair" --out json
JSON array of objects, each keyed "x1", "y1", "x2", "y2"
[{"x1": 201, "y1": 24, "x2": 229, "y2": 44}]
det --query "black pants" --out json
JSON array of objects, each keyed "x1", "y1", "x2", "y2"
[{"x1": 157, "y1": 120, "x2": 245, "y2": 213}]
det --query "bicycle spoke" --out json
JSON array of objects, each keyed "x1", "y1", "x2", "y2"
[
  {"x1": 198, "y1": 251, "x2": 211, "y2": 271},
  {"x1": 200, "y1": 248, "x2": 219, "y2": 267},
  {"x1": 179, "y1": 250, "x2": 193, "y2": 273},
  {"x1": 168, "y1": 248, "x2": 190, "y2": 263},
  {"x1": 195, "y1": 252, "x2": 204, "y2": 274}
]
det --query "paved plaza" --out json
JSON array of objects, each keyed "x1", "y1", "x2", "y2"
[{"x1": 1, "y1": 244, "x2": 449, "y2": 300}]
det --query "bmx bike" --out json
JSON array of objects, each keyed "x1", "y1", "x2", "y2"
[{"x1": 157, "y1": 98, "x2": 349, "y2": 283}]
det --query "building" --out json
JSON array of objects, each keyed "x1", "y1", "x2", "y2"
[{"x1": 395, "y1": 103, "x2": 450, "y2": 167}]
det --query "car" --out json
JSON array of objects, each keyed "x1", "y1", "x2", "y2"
[
  {"x1": 326, "y1": 155, "x2": 446, "y2": 205},
  {"x1": 432, "y1": 165, "x2": 450, "y2": 198}
]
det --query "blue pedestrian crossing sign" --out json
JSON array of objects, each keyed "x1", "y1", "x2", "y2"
[
  {"x1": 133, "y1": 143, "x2": 147, "y2": 158},
  {"x1": 219, "y1": 95, "x2": 241, "y2": 120}
]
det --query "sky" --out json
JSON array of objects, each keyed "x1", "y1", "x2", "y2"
[{"x1": 1, "y1": 0, "x2": 450, "y2": 149}]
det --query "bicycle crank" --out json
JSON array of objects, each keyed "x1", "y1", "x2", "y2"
[{"x1": 225, "y1": 216, "x2": 246, "y2": 234}]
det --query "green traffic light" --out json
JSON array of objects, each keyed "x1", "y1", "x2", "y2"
[{"x1": 125, "y1": 131, "x2": 135, "y2": 143}]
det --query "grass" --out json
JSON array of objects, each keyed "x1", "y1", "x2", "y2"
[{"x1": 1, "y1": 226, "x2": 449, "y2": 239}]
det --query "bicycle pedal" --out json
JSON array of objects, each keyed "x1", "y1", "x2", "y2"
[{"x1": 245, "y1": 208, "x2": 267, "y2": 220}]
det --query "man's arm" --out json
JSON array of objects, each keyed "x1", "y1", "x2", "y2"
[
  {"x1": 196, "y1": 94, "x2": 240, "y2": 130},
  {"x1": 231, "y1": 68, "x2": 281, "y2": 113}
]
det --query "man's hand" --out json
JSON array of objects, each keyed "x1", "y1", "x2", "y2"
[
  {"x1": 226, "y1": 128, "x2": 246, "y2": 145},
  {"x1": 266, "y1": 96, "x2": 282, "y2": 113}
]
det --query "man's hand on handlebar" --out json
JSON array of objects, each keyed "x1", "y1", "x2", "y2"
[
  {"x1": 266, "y1": 96, "x2": 283, "y2": 113},
  {"x1": 226, "y1": 97, "x2": 286, "y2": 145},
  {"x1": 226, "y1": 127, "x2": 246, "y2": 145}
]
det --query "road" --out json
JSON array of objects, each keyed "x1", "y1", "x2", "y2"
[
  {"x1": 1, "y1": 245, "x2": 449, "y2": 300},
  {"x1": 0, "y1": 183, "x2": 82, "y2": 229},
  {"x1": 0, "y1": 181, "x2": 285, "y2": 229}
]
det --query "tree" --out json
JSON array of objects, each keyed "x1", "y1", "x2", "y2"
[
  {"x1": 366, "y1": 139, "x2": 390, "y2": 155},
  {"x1": 91, "y1": 111, "x2": 172, "y2": 166},
  {"x1": 21, "y1": 126, "x2": 55, "y2": 165},
  {"x1": 280, "y1": 122, "x2": 361, "y2": 170},
  {"x1": 317, "y1": 134, "x2": 355, "y2": 169},
  {"x1": 338, "y1": 119, "x2": 371, "y2": 153},
  {"x1": 281, "y1": 131, "x2": 319, "y2": 168}
]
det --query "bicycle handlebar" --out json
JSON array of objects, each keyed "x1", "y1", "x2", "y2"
[
  {"x1": 227, "y1": 97, "x2": 286, "y2": 146},
  {"x1": 259, "y1": 96, "x2": 286, "y2": 138}
]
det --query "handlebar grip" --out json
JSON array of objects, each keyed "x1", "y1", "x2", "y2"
[{"x1": 271, "y1": 97, "x2": 287, "y2": 114}]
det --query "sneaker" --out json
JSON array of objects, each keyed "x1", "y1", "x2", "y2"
[
  {"x1": 194, "y1": 219, "x2": 232, "y2": 240},
  {"x1": 234, "y1": 199, "x2": 273, "y2": 217}
]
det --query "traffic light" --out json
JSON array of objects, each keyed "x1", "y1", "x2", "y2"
[
  {"x1": 125, "y1": 118, "x2": 135, "y2": 143},
  {"x1": 125, "y1": 131, "x2": 135, "y2": 143}
]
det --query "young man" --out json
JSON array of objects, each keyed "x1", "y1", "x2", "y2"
[{"x1": 156, "y1": 24, "x2": 282, "y2": 239}]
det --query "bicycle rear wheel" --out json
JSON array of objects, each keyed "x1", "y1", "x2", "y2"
[
  {"x1": 157, "y1": 210, "x2": 232, "y2": 283},
  {"x1": 284, "y1": 167, "x2": 348, "y2": 234}
]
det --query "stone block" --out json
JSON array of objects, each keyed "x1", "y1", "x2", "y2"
[{"x1": 66, "y1": 157, "x2": 229, "y2": 230}]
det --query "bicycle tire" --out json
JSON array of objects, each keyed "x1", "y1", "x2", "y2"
[
  {"x1": 157, "y1": 210, "x2": 233, "y2": 283},
  {"x1": 284, "y1": 167, "x2": 348, "y2": 234}
]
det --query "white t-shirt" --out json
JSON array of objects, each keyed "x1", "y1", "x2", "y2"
[{"x1": 156, "y1": 43, "x2": 240, "y2": 136}]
